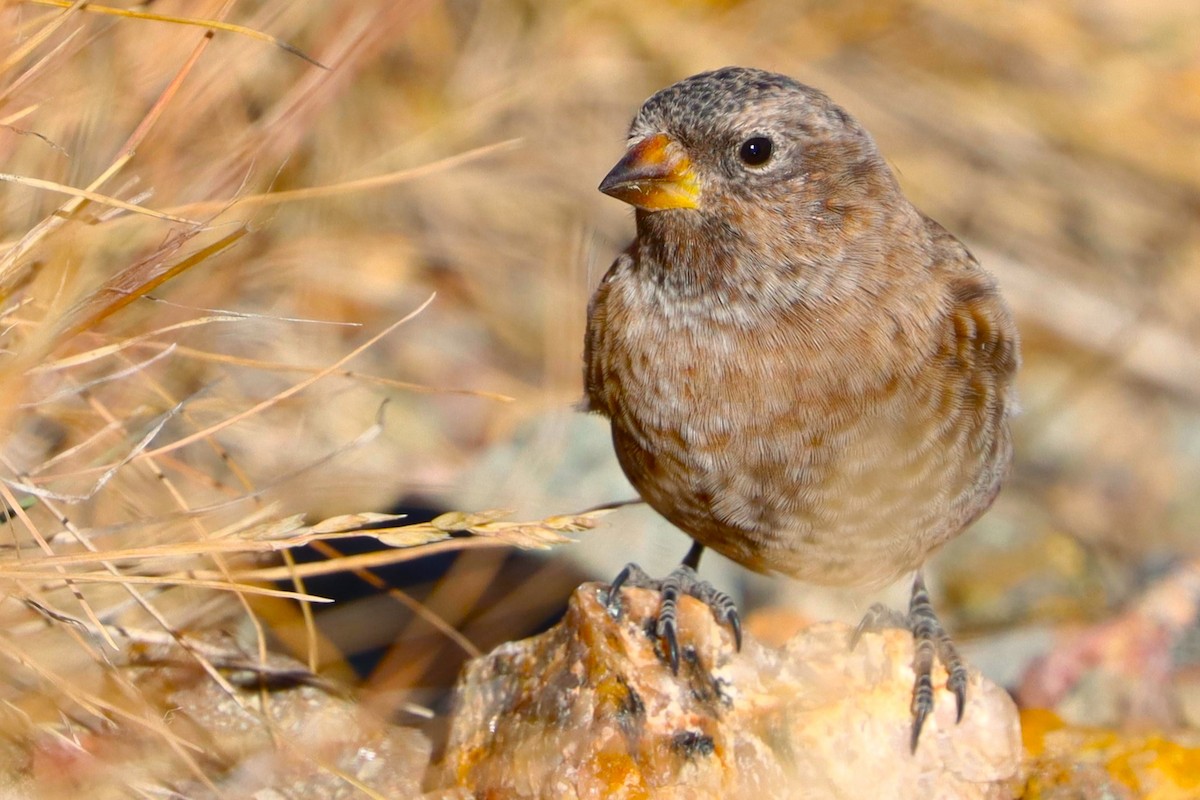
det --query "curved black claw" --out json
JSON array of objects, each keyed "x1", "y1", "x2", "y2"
[
  {"x1": 605, "y1": 562, "x2": 650, "y2": 615},
  {"x1": 911, "y1": 691, "x2": 932, "y2": 754},
  {"x1": 606, "y1": 560, "x2": 740, "y2": 673},
  {"x1": 949, "y1": 666, "x2": 968, "y2": 723}
]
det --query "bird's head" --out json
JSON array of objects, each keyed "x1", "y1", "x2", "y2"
[{"x1": 600, "y1": 67, "x2": 903, "y2": 284}]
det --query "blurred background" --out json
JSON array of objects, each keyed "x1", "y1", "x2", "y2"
[{"x1": 1, "y1": 0, "x2": 1198, "y2": 793}]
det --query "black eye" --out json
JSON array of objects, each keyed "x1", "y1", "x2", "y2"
[{"x1": 738, "y1": 136, "x2": 773, "y2": 166}]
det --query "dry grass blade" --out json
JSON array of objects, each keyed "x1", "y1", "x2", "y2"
[
  {"x1": 58, "y1": 227, "x2": 248, "y2": 341},
  {"x1": 230, "y1": 509, "x2": 605, "y2": 583},
  {"x1": 0, "y1": 172, "x2": 198, "y2": 224},
  {"x1": 127, "y1": 294, "x2": 434, "y2": 464},
  {"x1": 0, "y1": 571, "x2": 330, "y2": 601},
  {"x1": 0, "y1": 0, "x2": 83, "y2": 75},
  {"x1": 24, "y1": 0, "x2": 327, "y2": 68},
  {"x1": 3, "y1": 401, "x2": 181, "y2": 502},
  {"x1": 168, "y1": 138, "x2": 524, "y2": 217},
  {"x1": 112, "y1": 340, "x2": 517, "y2": 402},
  {"x1": 32, "y1": 315, "x2": 250, "y2": 372},
  {"x1": 0, "y1": 152, "x2": 134, "y2": 287},
  {"x1": 20, "y1": 343, "x2": 175, "y2": 407}
]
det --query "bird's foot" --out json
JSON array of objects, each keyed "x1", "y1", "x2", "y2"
[
  {"x1": 605, "y1": 562, "x2": 742, "y2": 673},
  {"x1": 852, "y1": 574, "x2": 967, "y2": 752}
]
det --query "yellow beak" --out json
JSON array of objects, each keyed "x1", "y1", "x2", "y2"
[{"x1": 598, "y1": 133, "x2": 700, "y2": 211}]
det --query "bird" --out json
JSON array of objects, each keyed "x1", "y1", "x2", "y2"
[{"x1": 583, "y1": 66, "x2": 1019, "y2": 750}]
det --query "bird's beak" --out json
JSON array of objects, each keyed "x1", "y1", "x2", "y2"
[{"x1": 599, "y1": 133, "x2": 700, "y2": 211}]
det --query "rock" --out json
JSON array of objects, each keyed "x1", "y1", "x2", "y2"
[
  {"x1": 23, "y1": 649, "x2": 436, "y2": 799},
  {"x1": 437, "y1": 583, "x2": 1023, "y2": 799},
  {"x1": 1018, "y1": 708, "x2": 1200, "y2": 799},
  {"x1": 1017, "y1": 558, "x2": 1200, "y2": 730},
  {"x1": 166, "y1": 673, "x2": 432, "y2": 799}
]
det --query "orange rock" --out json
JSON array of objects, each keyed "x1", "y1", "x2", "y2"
[
  {"x1": 438, "y1": 583, "x2": 1023, "y2": 799},
  {"x1": 1019, "y1": 708, "x2": 1200, "y2": 800}
]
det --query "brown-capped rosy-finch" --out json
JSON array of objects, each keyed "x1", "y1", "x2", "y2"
[{"x1": 584, "y1": 67, "x2": 1020, "y2": 749}]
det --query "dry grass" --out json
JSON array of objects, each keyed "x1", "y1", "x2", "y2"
[{"x1": 0, "y1": 0, "x2": 1197, "y2": 794}]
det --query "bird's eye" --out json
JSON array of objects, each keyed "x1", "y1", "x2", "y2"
[{"x1": 738, "y1": 136, "x2": 773, "y2": 167}]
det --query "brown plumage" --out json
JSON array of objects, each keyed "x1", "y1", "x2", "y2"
[{"x1": 584, "y1": 67, "x2": 1019, "y2": 748}]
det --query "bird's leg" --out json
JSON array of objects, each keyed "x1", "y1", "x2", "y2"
[
  {"x1": 606, "y1": 542, "x2": 742, "y2": 673},
  {"x1": 852, "y1": 572, "x2": 967, "y2": 751}
]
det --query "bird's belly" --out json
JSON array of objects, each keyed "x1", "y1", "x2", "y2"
[{"x1": 609, "y1": 348, "x2": 1007, "y2": 588}]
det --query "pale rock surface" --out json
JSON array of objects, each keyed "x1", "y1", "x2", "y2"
[
  {"x1": 438, "y1": 583, "x2": 1023, "y2": 799},
  {"x1": 24, "y1": 648, "x2": 437, "y2": 799},
  {"x1": 162, "y1": 666, "x2": 433, "y2": 799}
]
